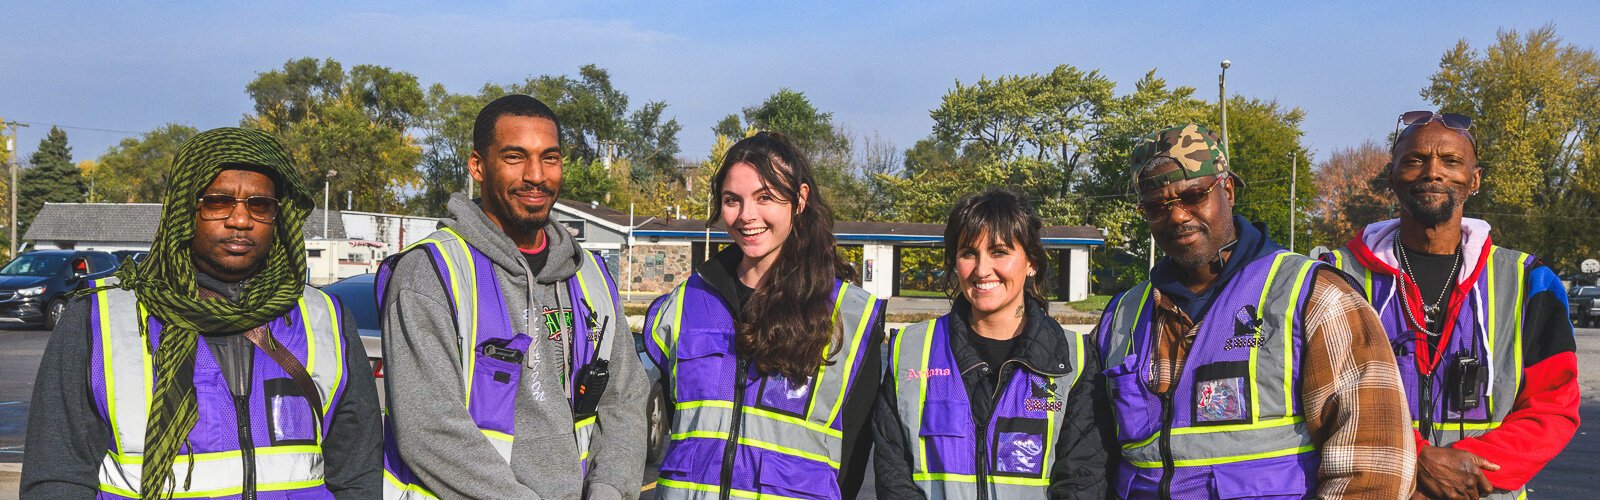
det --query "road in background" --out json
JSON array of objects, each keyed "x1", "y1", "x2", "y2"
[{"x1": 5, "y1": 325, "x2": 1598, "y2": 498}]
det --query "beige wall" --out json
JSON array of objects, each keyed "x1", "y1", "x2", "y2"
[{"x1": 622, "y1": 243, "x2": 693, "y2": 294}]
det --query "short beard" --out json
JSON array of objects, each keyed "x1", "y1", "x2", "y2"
[
  {"x1": 507, "y1": 211, "x2": 548, "y2": 237},
  {"x1": 1397, "y1": 183, "x2": 1464, "y2": 226},
  {"x1": 1162, "y1": 218, "x2": 1233, "y2": 271}
]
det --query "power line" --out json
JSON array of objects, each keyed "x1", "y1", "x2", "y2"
[{"x1": 11, "y1": 120, "x2": 141, "y2": 135}]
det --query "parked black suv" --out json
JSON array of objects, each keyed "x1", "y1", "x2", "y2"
[
  {"x1": 1571, "y1": 286, "x2": 1600, "y2": 328},
  {"x1": 0, "y1": 250, "x2": 120, "y2": 329}
]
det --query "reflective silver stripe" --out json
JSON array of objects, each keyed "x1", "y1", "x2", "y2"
[
  {"x1": 1327, "y1": 249, "x2": 1374, "y2": 299},
  {"x1": 653, "y1": 283, "x2": 880, "y2": 496},
  {"x1": 99, "y1": 448, "x2": 325, "y2": 497},
  {"x1": 1102, "y1": 283, "x2": 1152, "y2": 370},
  {"x1": 300, "y1": 287, "x2": 345, "y2": 435},
  {"x1": 96, "y1": 283, "x2": 339, "y2": 496},
  {"x1": 1438, "y1": 247, "x2": 1528, "y2": 500},
  {"x1": 1109, "y1": 253, "x2": 1319, "y2": 467},
  {"x1": 571, "y1": 251, "x2": 618, "y2": 466},
  {"x1": 891, "y1": 319, "x2": 1085, "y2": 497}
]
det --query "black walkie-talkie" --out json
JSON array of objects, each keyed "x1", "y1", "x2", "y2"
[
  {"x1": 572, "y1": 311, "x2": 611, "y2": 421},
  {"x1": 1450, "y1": 353, "x2": 1486, "y2": 412}
]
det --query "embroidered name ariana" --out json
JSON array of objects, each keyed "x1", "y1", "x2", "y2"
[{"x1": 904, "y1": 367, "x2": 951, "y2": 380}]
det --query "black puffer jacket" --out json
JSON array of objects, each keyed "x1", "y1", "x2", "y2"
[{"x1": 871, "y1": 297, "x2": 1112, "y2": 499}]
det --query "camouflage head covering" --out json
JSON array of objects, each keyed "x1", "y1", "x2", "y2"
[{"x1": 1129, "y1": 123, "x2": 1238, "y2": 193}]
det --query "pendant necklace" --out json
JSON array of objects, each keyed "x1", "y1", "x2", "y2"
[{"x1": 1394, "y1": 239, "x2": 1462, "y2": 334}]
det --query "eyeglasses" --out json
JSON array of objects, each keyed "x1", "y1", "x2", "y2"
[
  {"x1": 197, "y1": 194, "x2": 280, "y2": 223},
  {"x1": 1394, "y1": 111, "x2": 1476, "y2": 149},
  {"x1": 1137, "y1": 174, "x2": 1225, "y2": 222}
]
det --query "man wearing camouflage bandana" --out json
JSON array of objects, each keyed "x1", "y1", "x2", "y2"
[{"x1": 1091, "y1": 123, "x2": 1414, "y2": 498}]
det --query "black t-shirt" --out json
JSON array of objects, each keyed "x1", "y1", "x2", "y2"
[
  {"x1": 735, "y1": 280, "x2": 756, "y2": 310},
  {"x1": 1399, "y1": 244, "x2": 1460, "y2": 335},
  {"x1": 966, "y1": 328, "x2": 1017, "y2": 384},
  {"x1": 520, "y1": 245, "x2": 548, "y2": 277}
]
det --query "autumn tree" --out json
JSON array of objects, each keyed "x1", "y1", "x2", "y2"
[{"x1": 1309, "y1": 140, "x2": 1393, "y2": 244}]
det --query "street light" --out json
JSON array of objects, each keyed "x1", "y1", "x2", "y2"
[{"x1": 1219, "y1": 59, "x2": 1231, "y2": 153}]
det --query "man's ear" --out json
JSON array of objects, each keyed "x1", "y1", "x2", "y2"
[
  {"x1": 467, "y1": 150, "x2": 486, "y2": 184},
  {"x1": 1221, "y1": 175, "x2": 1237, "y2": 206}
]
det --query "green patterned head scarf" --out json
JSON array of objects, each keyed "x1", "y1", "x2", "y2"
[{"x1": 98, "y1": 127, "x2": 312, "y2": 498}]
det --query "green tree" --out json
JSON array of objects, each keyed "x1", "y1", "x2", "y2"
[
  {"x1": 1310, "y1": 140, "x2": 1394, "y2": 244},
  {"x1": 244, "y1": 58, "x2": 425, "y2": 213},
  {"x1": 1423, "y1": 25, "x2": 1600, "y2": 272},
  {"x1": 92, "y1": 124, "x2": 199, "y2": 203},
  {"x1": 19, "y1": 126, "x2": 84, "y2": 235},
  {"x1": 1219, "y1": 97, "x2": 1315, "y2": 251}
]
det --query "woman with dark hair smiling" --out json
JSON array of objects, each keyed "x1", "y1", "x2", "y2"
[
  {"x1": 872, "y1": 188, "x2": 1108, "y2": 499},
  {"x1": 642, "y1": 131, "x2": 886, "y2": 499}
]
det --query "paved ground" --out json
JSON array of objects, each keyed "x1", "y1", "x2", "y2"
[{"x1": 6, "y1": 324, "x2": 1599, "y2": 498}]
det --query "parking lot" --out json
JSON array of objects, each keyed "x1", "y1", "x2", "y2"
[{"x1": 5, "y1": 324, "x2": 1600, "y2": 498}]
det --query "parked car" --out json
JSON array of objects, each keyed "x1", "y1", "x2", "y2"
[
  {"x1": 0, "y1": 250, "x2": 120, "y2": 329},
  {"x1": 319, "y1": 272, "x2": 670, "y2": 461},
  {"x1": 319, "y1": 274, "x2": 385, "y2": 404},
  {"x1": 1570, "y1": 286, "x2": 1600, "y2": 328},
  {"x1": 111, "y1": 250, "x2": 149, "y2": 266}
]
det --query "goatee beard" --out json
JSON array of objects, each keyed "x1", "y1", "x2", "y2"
[{"x1": 1399, "y1": 184, "x2": 1463, "y2": 226}]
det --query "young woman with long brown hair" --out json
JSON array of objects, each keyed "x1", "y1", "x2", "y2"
[{"x1": 643, "y1": 131, "x2": 885, "y2": 499}]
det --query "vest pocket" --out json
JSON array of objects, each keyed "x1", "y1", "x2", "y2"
[
  {"x1": 756, "y1": 453, "x2": 839, "y2": 498},
  {"x1": 990, "y1": 416, "x2": 1049, "y2": 477},
  {"x1": 1103, "y1": 361, "x2": 1158, "y2": 443},
  {"x1": 674, "y1": 333, "x2": 729, "y2": 402},
  {"x1": 1191, "y1": 361, "x2": 1252, "y2": 426},
  {"x1": 265, "y1": 378, "x2": 318, "y2": 445},
  {"x1": 471, "y1": 334, "x2": 532, "y2": 433},
  {"x1": 1209, "y1": 453, "x2": 1316, "y2": 499},
  {"x1": 919, "y1": 400, "x2": 974, "y2": 474}
]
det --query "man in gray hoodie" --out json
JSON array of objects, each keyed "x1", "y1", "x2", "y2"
[{"x1": 381, "y1": 94, "x2": 647, "y2": 499}]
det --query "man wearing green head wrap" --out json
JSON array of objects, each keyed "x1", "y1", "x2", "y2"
[{"x1": 21, "y1": 127, "x2": 381, "y2": 499}]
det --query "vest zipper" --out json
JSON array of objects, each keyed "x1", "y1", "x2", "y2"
[
  {"x1": 234, "y1": 394, "x2": 257, "y2": 500},
  {"x1": 719, "y1": 357, "x2": 749, "y2": 500},
  {"x1": 1157, "y1": 390, "x2": 1175, "y2": 499}
]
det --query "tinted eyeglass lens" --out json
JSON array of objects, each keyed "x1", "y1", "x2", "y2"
[
  {"x1": 1400, "y1": 110, "x2": 1436, "y2": 126},
  {"x1": 198, "y1": 195, "x2": 278, "y2": 222},
  {"x1": 1440, "y1": 113, "x2": 1472, "y2": 130}
]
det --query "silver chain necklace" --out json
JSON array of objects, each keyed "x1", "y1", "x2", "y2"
[{"x1": 1394, "y1": 239, "x2": 1462, "y2": 334}]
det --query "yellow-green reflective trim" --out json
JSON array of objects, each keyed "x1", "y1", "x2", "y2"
[
  {"x1": 1509, "y1": 251, "x2": 1526, "y2": 417},
  {"x1": 1126, "y1": 444, "x2": 1317, "y2": 468},
  {"x1": 913, "y1": 472, "x2": 1050, "y2": 486},
  {"x1": 1281, "y1": 258, "x2": 1316, "y2": 416},
  {"x1": 915, "y1": 320, "x2": 936, "y2": 473},
  {"x1": 100, "y1": 478, "x2": 326, "y2": 499},
  {"x1": 654, "y1": 478, "x2": 807, "y2": 500},
  {"x1": 383, "y1": 470, "x2": 440, "y2": 499},
  {"x1": 667, "y1": 283, "x2": 689, "y2": 382},
  {"x1": 1250, "y1": 252, "x2": 1291, "y2": 423},
  {"x1": 482, "y1": 429, "x2": 513, "y2": 443},
  {"x1": 575, "y1": 415, "x2": 597, "y2": 430},
  {"x1": 807, "y1": 284, "x2": 851, "y2": 419},
  {"x1": 1121, "y1": 417, "x2": 1306, "y2": 451},
  {"x1": 649, "y1": 281, "x2": 684, "y2": 370},
  {"x1": 1412, "y1": 420, "x2": 1501, "y2": 431},
  {"x1": 109, "y1": 445, "x2": 323, "y2": 465},
  {"x1": 824, "y1": 286, "x2": 874, "y2": 426},
  {"x1": 669, "y1": 430, "x2": 840, "y2": 468},
  {"x1": 97, "y1": 287, "x2": 121, "y2": 454},
  {"x1": 1126, "y1": 284, "x2": 1153, "y2": 357},
  {"x1": 675, "y1": 400, "x2": 843, "y2": 439}
]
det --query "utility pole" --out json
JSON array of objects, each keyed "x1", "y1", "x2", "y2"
[
  {"x1": 3, "y1": 120, "x2": 31, "y2": 259},
  {"x1": 324, "y1": 169, "x2": 338, "y2": 239},
  {"x1": 1289, "y1": 152, "x2": 1297, "y2": 252},
  {"x1": 1219, "y1": 60, "x2": 1231, "y2": 153}
]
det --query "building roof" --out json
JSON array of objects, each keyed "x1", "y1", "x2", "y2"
[
  {"x1": 23, "y1": 202, "x2": 347, "y2": 243},
  {"x1": 553, "y1": 199, "x2": 1104, "y2": 246}
]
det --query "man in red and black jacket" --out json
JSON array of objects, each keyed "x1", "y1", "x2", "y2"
[{"x1": 1323, "y1": 111, "x2": 1580, "y2": 499}]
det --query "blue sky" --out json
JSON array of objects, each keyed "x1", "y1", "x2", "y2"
[{"x1": 3, "y1": 1, "x2": 1597, "y2": 168}]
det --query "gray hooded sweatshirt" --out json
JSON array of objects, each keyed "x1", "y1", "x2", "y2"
[{"x1": 383, "y1": 194, "x2": 647, "y2": 499}]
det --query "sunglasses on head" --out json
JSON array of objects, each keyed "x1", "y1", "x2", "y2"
[
  {"x1": 197, "y1": 194, "x2": 280, "y2": 223},
  {"x1": 1137, "y1": 174, "x2": 1226, "y2": 222},
  {"x1": 1393, "y1": 111, "x2": 1476, "y2": 149}
]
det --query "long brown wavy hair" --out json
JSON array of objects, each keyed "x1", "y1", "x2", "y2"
[{"x1": 709, "y1": 131, "x2": 857, "y2": 381}]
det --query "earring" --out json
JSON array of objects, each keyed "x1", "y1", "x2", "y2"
[
  {"x1": 1027, "y1": 270, "x2": 1036, "y2": 277},
  {"x1": 1470, "y1": 190, "x2": 1479, "y2": 196}
]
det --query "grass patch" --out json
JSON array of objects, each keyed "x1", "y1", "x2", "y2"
[
  {"x1": 897, "y1": 289, "x2": 948, "y2": 298},
  {"x1": 1068, "y1": 294, "x2": 1112, "y2": 314}
]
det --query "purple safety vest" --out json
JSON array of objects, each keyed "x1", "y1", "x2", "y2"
[
  {"x1": 378, "y1": 228, "x2": 620, "y2": 499},
  {"x1": 1097, "y1": 250, "x2": 1322, "y2": 499},
  {"x1": 89, "y1": 284, "x2": 348, "y2": 499},
  {"x1": 642, "y1": 273, "x2": 883, "y2": 500}
]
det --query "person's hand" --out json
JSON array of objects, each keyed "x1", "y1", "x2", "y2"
[{"x1": 1415, "y1": 445, "x2": 1499, "y2": 499}]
